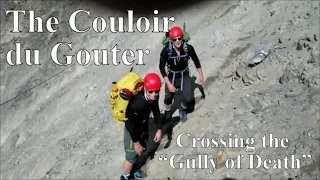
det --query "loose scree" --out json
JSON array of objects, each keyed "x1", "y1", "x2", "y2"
[
  {"x1": 5, "y1": 10, "x2": 175, "y2": 66},
  {"x1": 157, "y1": 133, "x2": 313, "y2": 173}
]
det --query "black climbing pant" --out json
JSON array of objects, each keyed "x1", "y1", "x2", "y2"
[
  {"x1": 164, "y1": 72, "x2": 194, "y2": 108},
  {"x1": 130, "y1": 118, "x2": 174, "y2": 177}
]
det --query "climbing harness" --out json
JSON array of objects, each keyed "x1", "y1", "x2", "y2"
[
  {"x1": 166, "y1": 41, "x2": 190, "y2": 91},
  {"x1": 168, "y1": 67, "x2": 189, "y2": 91}
]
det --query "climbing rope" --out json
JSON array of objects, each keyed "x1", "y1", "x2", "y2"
[{"x1": 0, "y1": 64, "x2": 75, "y2": 107}]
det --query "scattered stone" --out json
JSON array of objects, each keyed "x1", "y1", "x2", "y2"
[
  {"x1": 303, "y1": 36, "x2": 312, "y2": 42},
  {"x1": 246, "y1": 71, "x2": 256, "y2": 82},
  {"x1": 307, "y1": 50, "x2": 316, "y2": 63},
  {"x1": 231, "y1": 79, "x2": 239, "y2": 90},
  {"x1": 278, "y1": 37, "x2": 283, "y2": 44},
  {"x1": 279, "y1": 67, "x2": 294, "y2": 84},
  {"x1": 308, "y1": 129, "x2": 320, "y2": 139},
  {"x1": 296, "y1": 41, "x2": 303, "y2": 50},
  {"x1": 223, "y1": 69, "x2": 234, "y2": 79},
  {"x1": 217, "y1": 148, "x2": 228, "y2": 169},
  {"x1": 235, "y1": 66, "x2": 246, "y2": 80},
  {"x1": 237, "y1": 96, "x2": 255, "y2": 112},
  {"x1": 231, "y1": 63, "x2": 265, "y2": 88},
  {"x1": 270, "y1": 11, "x2": 275, "y2": 16},
  {"x1": 285, "y1": 91, "x2": 300, "y2": 98},
  {"x1": 287, "y1": 176, "x2": 299, "y2": 180},
  {"x1": 197, "y1": 107, "x2": 209, "y2": 117},
  {"x1": 255, "y1": 66, "x2": 264, "y2": 81},
  {"x1": 313, "y1": 34, "x2": 318, "y2": 41},
  {"x1": 251, "y1": 108, "x2": 262, "y2": 114}
]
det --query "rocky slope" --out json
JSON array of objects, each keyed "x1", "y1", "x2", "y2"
[{"x1": 1, "y1": 0, "x2": 319, "y2": 179}]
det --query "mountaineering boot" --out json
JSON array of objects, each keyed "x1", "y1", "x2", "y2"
[
  {"x1": 120, "y1": 174, "x2": 131, "y2": 180},
  {"x1": 133, "y1": 169, "x2": 147, "y2": 179},
  {"x1": 162, "y1": 110, "x2": 172, "y2": 123},
  {"x1": 179, "y1": 107, "x2": 187, "y2": 122}
]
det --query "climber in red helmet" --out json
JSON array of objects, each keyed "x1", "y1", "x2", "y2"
[
  {"x1": 121, "y1": 72, "x2": 162, "y2": 180},
  {"x1": 159, "y1": 26, "x2": 204, "y2": 122}
]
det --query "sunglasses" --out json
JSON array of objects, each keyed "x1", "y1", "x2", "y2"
[
  {"x1": 147, "y1": 90, "x2": 160, "y2": 94},
  {"x1": 173, "y1": 38, "x2": 182, "y2": 42}
]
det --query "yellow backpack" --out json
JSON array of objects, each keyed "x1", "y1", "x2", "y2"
[{"x1": 109, "y1": 67, "x2": 144, "y2": 122}]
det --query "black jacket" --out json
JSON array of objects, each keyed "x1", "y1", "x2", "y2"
[
  {"x1": 159, "y1": 42, "x2": 202, "y2": 78},
  {"x1": 125, "y1": 90, "x2": 162, "y2": 143}
]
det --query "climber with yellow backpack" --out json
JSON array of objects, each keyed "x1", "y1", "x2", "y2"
[{"x1": 109, "y1": 68, "x2": 163, "y2": 180}]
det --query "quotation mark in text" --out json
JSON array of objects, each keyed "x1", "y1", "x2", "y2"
[
  {"x1": 158, "y1": 154, "x2": 168, "y2": 161},
  {"x1": 302, "y1": 154, "x2": 312, "y2": 159}
]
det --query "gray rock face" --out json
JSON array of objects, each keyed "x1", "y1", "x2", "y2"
[{"x1": 1, "y1": 0, "x2": 319, "y2": 180}]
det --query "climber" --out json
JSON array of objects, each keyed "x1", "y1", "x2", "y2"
[
  {"x1": 121, "y1": 73, "x2": 163, "y2": 180},
  {"x1": 159, "y1": 26, "x2": 204, "y2": 122}
]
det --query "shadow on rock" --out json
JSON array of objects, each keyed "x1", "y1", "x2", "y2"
[
  {"x1": 146, "y1": 116, "x2": 180, "y2": 158},
  {"x1": 191, "y1": 75, "x2": 206, "y2": 104},
  {"x1": 161, "y1": 116, "x2": 180, "y2": 149},
  {"x1": 131, "y1": 116, "x2": 180, "y2": 176},
  {"x1": 170, "y1": 75, "x2": 206, "y2": 117},
  {"x1": 90, "y1": 0, "x2": 209, "y2": 15},
  {"x1": 203, "y1": 74, "x2": 220, "y2": 90}
]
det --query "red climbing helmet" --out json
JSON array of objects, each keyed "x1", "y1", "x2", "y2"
[
  {"x1": 144, "y1": 73, "x2": 161, "y2": 91},
  {"x1": 169, "y1": 26, "x2": 184, "y2": 39}
]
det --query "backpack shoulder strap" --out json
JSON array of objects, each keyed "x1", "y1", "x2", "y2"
[
  {"x1": 183, "y1": 41, "x2": 188, "y2": 55},
  {"x1": 167, "y1": 41, "x2": 173, "y2": 57},
  {"x1": 166, "y1": 41, "x2": 189, "y2": 60}
]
